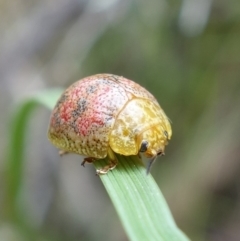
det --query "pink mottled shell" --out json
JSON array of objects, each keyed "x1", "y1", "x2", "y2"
[{"x1": 48, "y1": 74, "x2": 171, "y2": 159}]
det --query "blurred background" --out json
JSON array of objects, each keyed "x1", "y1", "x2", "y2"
[{"x1": 1, "y1": 0, "x2": 240, "y2": 240}]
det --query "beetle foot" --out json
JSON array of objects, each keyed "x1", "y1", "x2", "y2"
[
  {"x1": 81, "y1": 157, "x2": 96, "y2": 167},
  {"x1": 96, "y1": 161, "x2": 117, "y2": 175},
  {"x1": 59, "y1": 150, "x2": 68, "y2": 156}
]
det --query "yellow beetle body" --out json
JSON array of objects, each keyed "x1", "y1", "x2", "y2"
[{"x1": 48, "y1": 74, "x2": 172, "y2": 174}]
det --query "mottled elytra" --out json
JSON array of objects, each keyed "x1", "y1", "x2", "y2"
[{"x1": 48, "y1": 74, "x2": 172, "y2": 174}]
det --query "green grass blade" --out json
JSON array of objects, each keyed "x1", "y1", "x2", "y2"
[
  {"x1": 95, "y1": 157, "x2": 190, "y2": 241},
  {"x1": 6, "y1": 100, "x2": 38, "y2": 219},
  {"x1": 7, "y1": 89, "x2": 190, "y2": 241},
  {"x1": 5, "y1": 89, "x2": 63, "y2": 219}
]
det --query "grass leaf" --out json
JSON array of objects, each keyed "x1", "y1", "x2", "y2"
[{"x1": 95, "y1": 157, "x2": 190, "y2": 241}]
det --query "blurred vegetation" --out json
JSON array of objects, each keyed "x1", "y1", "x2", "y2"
[{"x1": 1, "y1": 0, "x2": 240, "y2": 240}]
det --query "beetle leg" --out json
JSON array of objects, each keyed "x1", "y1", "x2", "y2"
[
  {"x1": 96, "y1": 161, "x2": 117, "y2": 175},
  {"x1": 59, "y1": 150, "x2": 68, "y2": 156},
  {"x1": 137, "y1": 152, "x2": 142, "y2": 159},
  {"x1": 81, "y1": 157, "x2": 96, "y2": 167},
  {"x1": 96, "y1": 148, "x2": 117, "y2": 175}
]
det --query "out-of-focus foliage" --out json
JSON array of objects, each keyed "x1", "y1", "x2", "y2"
[{"x1": 1, "y1": 0, "x2": 240, "y2": 240}]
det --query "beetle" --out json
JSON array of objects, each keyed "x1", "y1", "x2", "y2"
[{"x1": 48, "y1": 74, "x2": 172, "y2": 174}]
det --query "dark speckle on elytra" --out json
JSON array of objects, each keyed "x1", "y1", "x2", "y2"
[
  {"x1": 86, "y1": 85, "x2": 97, "y2": 94},
  {"x1": 77, "y1": 99, "x2": 88, "y2": 113},
  {"x1": 57, "y1": 94, "x2": 67, "y2": 105},
  {"x1": 110, "y1": 74, "x2": 120, "y2": 83},
  {"x1": 71, "y1": 110, "x2": 79, "y2": 117},
  {"x1": 53, "y1": 112, "x2": 61, "y2": 125}
]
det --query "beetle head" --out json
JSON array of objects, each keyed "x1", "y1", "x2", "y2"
[{"x1": 139, "y1": 123, "x2": 172, "y2": 174}]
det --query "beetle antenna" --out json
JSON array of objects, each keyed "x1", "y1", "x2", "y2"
[{"x1": 146, "y1": 156, "x2": 157, "y2": 175}]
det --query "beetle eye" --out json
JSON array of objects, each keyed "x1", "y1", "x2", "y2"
[{"x1": 139, "y1": 140, "x2": 148, "y2": 152}]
